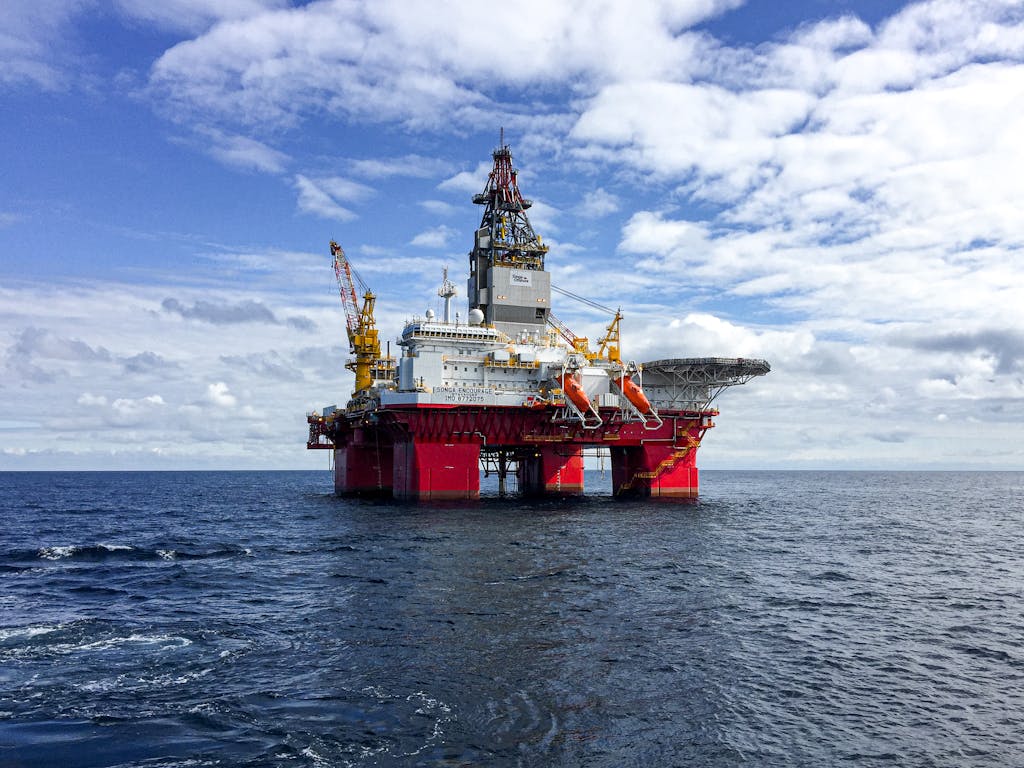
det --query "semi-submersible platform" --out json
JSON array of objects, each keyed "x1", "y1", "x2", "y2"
[{"x1": 306, "y1": 137, "x2": 769, "y2": 500}]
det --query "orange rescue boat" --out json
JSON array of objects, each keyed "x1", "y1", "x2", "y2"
[
  {"x1": 613, "y1": 374, "x2": 652, "y2": 414},
  {"x1": 560, "y1": 373, "x2": 592, "y2": 413}
]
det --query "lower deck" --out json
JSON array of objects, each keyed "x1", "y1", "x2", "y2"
[{"x1": 310, "y1": 405, "x2": 715, "y2": 500}]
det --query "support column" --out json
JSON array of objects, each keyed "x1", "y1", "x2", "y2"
[
  {"x1": 334, "y1": 429, "x2": 393, "y2": 496},
  {"x1": 611, "y1": 444, "x2": 699, "y2": 499},
  {"x1": 517, "y1": 445, "x2": 585, "y2": 496},
  {"x1": 393, "y1": 440, "x2": 481, "y2": 501}
]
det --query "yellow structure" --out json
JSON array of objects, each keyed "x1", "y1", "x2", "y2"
[{"x1": 330, "y1": 240, "x2": 388, "y2": 398}]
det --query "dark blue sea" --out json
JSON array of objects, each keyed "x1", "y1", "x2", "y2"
[{"x1": 2, "y1": 470, "x2": 1022, "y2": 767}]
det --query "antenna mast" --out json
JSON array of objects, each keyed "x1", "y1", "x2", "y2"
[{"x1": 438, "y1": 266, "x2": 457, "y2": 323}]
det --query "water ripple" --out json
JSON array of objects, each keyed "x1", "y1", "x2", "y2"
[{"x1": 0, "y1": 470, "x2": 1022, "y2": 766}]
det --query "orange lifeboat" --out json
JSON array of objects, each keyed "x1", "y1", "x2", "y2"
[
  {"x1": 560, "y1": 373, "x2": 592, "y2": 413},
  {"x1": 614, "y1": 375, "x2": 652, "y2": 414}
]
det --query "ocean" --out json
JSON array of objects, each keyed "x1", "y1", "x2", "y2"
[{"x1": 1, "y1": 470, "x2": 1021, "y2": 767}]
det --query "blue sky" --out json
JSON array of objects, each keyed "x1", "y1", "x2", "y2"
[{"x1": 2, "y1": 0, "x2": 1023, "y2": 470}]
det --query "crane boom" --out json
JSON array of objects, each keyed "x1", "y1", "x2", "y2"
[
  {"x1": 331, "y1": 240, "x2": 361, "y2": 342},
  {"x1": 547, "y1": 312, "x2": 590, "y2": 355},
  {"x1": 329, "y1": 240, "x2": 386, "y2": 398},
  {"x1": 547, "y1": 306, "x2": 622, "y2": 363}
]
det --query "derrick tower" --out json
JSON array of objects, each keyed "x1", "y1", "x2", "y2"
[{"x1": 468, "y1": 131, "x2": 551, "y2": 337}]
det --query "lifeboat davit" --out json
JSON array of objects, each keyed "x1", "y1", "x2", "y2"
[
  {"x1": 560, "y1": 373, "x2": 592, "y2": 413},
  {"x1": 614, "y1": 375, "x2": 652, "y2": 414}
]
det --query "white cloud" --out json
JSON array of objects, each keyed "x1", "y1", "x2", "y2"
[
  {"x1": 438, "y1": 162, "x2": 494, "y2": 195},
  {"x1": 147, "y1": 0, "x2": 739, "y2": 127},
  {"x1": 410, "y1": 225, "x2": 455, "y2": 248},
  {"x1": 0, "y1": 0, "x2": 89, "y2": 90},
  {"x1": 204, "y1": 131, "x2": 289, "y2": 173},
  {"x1": 348, "y1": 154, "x2": 453, "y2": 179},
  {"x1": 0, "y1": 278, "x2": 349, "y2": 469},
  {"x1": 115, "y1": 0, "x2": 287, "y2": 32},
  {"x1": 419, "y1": 200, "x2": 457, "y2": 216},
  {"x1": 576, "y1": 188, "x2": 620, "y2": 217},
  {"x1": 293, "y1": 175, "x2": 373, "y2": 221},
  {"x1": 69, "y1": 392, "x2": 167, "y2": 428},
  {"x1": 571, "y1": 81, "x2": 815, "y2": 192},
  {"x1": 619, "y1": 211, "x2": 711, "y2": 270},
  {"x1": 206, "y1": 381, "x2": 236, "y2": 408}
]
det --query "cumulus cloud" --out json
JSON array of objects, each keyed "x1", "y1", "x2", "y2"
[
  {"x1": 220, "y1": 351, "x2": 304, "y2": 381},
  {"x1": 576, "y1": 188, "x2": 620, "y2": 217},
  {"x1": 654, "y1": 312, "x2": 813, "y2": 362},
  {"x1": 619, "y1": 212, "x2": 712, "y2": 272},
  {"x1": 286, "y1": 315, "x2": 318, "y2": 332},
  {"x1": 121, "y1": 351, "x2": 178, "y2": 374},
  {"x1": 206, "y1": 381, "x2": 236, "y2": 408},
  {"x1": 8, "y1": 326, "x2": 111, "y2": 363},
  {"x1": 75, "y1": 392, "x2": 167, "y2": 427},
  {"x1": 892, "y1": 329, "x2": 1024, "y2": 375},
  {"x1": 160, "y1": 297, "x2": 317, "y2": 330},
  {"x1": 162, "y1": 297, "x2": 276, "y2": 324},
  {"x1": 4, "y1": 327, "x2": 111, "y2": 383},
  {"x1": 147, "y1": 0, "x2": 740, "y2": 127},
  {"x1": 438, "y1": 162, "x2": 494, "y2": 195}
]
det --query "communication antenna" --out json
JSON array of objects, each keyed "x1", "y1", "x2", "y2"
[{"x1": 439, "y1": 266, "x2": 457, "y2": 323}]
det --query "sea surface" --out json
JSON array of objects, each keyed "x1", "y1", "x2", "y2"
[{"x1": 1, "y1": 470, "x2": 1022, "y2": 767}]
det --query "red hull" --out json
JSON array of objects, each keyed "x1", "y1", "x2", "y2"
[{"x1": 311, "y1": 404, "x2": 714, "y2": 501}]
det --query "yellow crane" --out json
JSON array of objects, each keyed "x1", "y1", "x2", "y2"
[
  {"x1": 330, "y1": 240, "x2": 387, "y2": 399},
  {"x1": 547, "y1": 312, "x2": 591, "y2": 355},
  {"x1": 548, "y1": 283, "x2": 623, "y2": 364},
  {"x1": 593, "y1": 310, "x2": 622, "y2": 364},
  {"x1": 546, "y1": 309, "x2": 621, "y2": 363}
]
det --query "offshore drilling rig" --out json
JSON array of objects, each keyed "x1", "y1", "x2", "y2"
[{"x1": 307, "y1": 136, "x2": 769, "y2": 499}]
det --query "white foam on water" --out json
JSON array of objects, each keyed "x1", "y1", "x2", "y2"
[
  {"x1": 408, "y1": 691, "x2": 453, "y2": 716},
  {"x1": 71, "y1": 634, "x2": 193, "y2": 653},
  {"x1": 402, "y1": 690, "x2": 456, "y2": 757},
  {"x1": 157, "y1": 550, "x2": 177, "y2": 560},
  {"x1": 0, "y1": 625, "x2": 63, "y2": 642},
  {"x1": 38, "y1": 545, "x2": 77, "y2": 560},
  {"x1": 300, "y1": 747, "x2": 331, "y2": 767},
  {"x1": 37, "y1": 543, "x2": 134, "y2": 560},
  {"x1": 77, "y1": 675, "x2": 127, "y2": 693}
]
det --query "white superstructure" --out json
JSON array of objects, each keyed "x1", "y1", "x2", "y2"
[{"x1": 381, "y1": 315, "x2": 617, "y2": 409}]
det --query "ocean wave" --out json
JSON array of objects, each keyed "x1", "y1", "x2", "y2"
[
  {"x1": 0, "y1": 624, "x2": 64, "y2": 643},
  {"x1": 23, "y1": 544, "x2": 254, "y2": 563},
  {"x1": 1, "y1": 630, "x2": 193, "y2": 661},
  {"x1": 75, "y1": 634, "x2": 193, "y2": 652}
]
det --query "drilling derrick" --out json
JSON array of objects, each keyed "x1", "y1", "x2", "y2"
[{"x1": 468, "y1": 130, "x2": 551, "y2": 338}]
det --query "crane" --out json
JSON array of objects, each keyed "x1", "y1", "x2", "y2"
[
  {"x1": 548, "y1": 283, "x2": 623, "y2": 364},
  {"x1": 593, "y1": 309, "x2": 622, "y2": 364},
  {"x1": 546, "y1": 312, "x2": 591, "y2": 355},
  {"x1": 330, "y1": 240, "x2": 385, "y2": 398}
]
